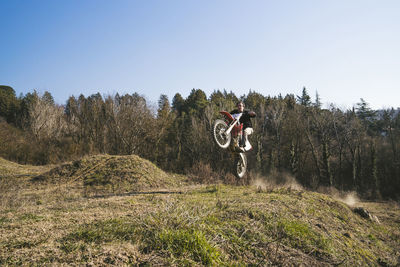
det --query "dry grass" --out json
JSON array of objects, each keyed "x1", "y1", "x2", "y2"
[
  {"x1": 0, "y1": 155, "x2": 399, "y2": 266},
  {"x1": 0, "y1": 157, "x2": 52, "y2": 176}
]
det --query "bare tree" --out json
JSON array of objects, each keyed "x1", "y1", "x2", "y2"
[
  {"x1": 104, "y1": 94, "x2": 156, "y2": 157},
  {"x1": 264, "y1": 99, "x2": 286, "y2": 172},
  {"x1": 26, "y1": 92, "x2": 66, "y2": 142}
]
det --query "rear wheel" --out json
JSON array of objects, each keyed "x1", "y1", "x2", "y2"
[
  {"x1": 213, "y1": 119, "x2": 231, "y2": 149},
  {"x1": 234, "y1": 153, "x2": 247, "y2": 179}
]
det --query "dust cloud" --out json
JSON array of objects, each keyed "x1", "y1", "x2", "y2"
[
  {"x1": 335, "y1": 191, "x2": 360, "y2": 207},
  {"x1": 250, "y1": 171, "x2": 303, "y2": 191},
  {"x1": 317, "y1": 186, "x2": 360, "y2": 206},
  {"x1": 250, "y1": 171, "x2": 360, "y2": 207}
]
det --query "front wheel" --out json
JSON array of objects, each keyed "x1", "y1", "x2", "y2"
[
  {"x1": 234, "y1": 153, "x2": 247, "y2": 179},
  {"x1": 213, "y1": 119, "x2": 231, "y2": 149}
]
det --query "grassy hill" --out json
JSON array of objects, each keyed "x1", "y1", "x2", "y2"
[
  {"x1": 0, "y1": 155, "x2": 399, "y2": 266},
  {"x1": 33, "y1": 154, "x2": 187, "y2": 196}
]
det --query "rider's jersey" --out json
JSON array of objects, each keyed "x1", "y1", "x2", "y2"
[{"x1": 230, "y1": 109, "x2": 256, "y2": 129}]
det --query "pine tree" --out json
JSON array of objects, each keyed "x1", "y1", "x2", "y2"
[
  {"x1": 185, "y1": 89, "x2": 208, "y2": 116},
  {"x1": 157, "y1": 94, "x2": 171, "y2": 119},
  {"x1": 356, "y1": 98, "x2": 377, "y2": 134},
  {"x1": 0, "y1": 85, "x2": 19, "y2": 124},
  {"x1": 297, "y1": 87, "x2": 312, "y2": 107},
  {"x1": 314, "y1": 91, "x2": 322, "y2": 108},
  {"x1": 172, "y1": 93, "x2": 185, "y2": 115}
]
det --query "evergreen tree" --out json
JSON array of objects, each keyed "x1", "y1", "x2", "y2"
[
  {"x1": 314, "y1": 91, "x2": 322, "y2": 108},
  {"x1": 356, "y1": 98, "x2": 377, "y2": 133},
  {"x1": 157, "y1": 94, "x2": 171, "y2": 119},
  {"x1": 0, "y1": 85, "x2": 19, "y2": 124},
  {"x1": 356, "y1": 99, "x2": 376, "y2": 120},
  {"x1": 185, "y1": 89, "x2": 208, "y2": 116},
  {"x1": 223, "y1": 90, "x2": 239, "y2": 107},
  {"x1": 297, "y1": 87, "x2": 312, "y2": 107},
  {"x1": 42, "y1": 91, "x2": 55, "y2": 105},
  {"x1": 209, "y1": 90, "x2": 225, "y2": 108},
  {"x1": 244, "y1": 91, "x2": 265, "y2": 111},
  {"x1": 172, "y1": 93, "x2": 185, "y2": 115},
  {"x1": 284, "y1": 94, "x2": 296, "y2": 109}
]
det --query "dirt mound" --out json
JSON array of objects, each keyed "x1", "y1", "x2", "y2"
[{"x1": 34, "y1": 154, "x2": 185, "y2": 192}]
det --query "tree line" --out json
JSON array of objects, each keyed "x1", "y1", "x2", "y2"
[{"x1": 1, "y1": 85, "x2": 399, "y2": 199}]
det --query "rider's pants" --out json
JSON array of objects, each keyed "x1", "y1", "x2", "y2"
[
  {"x1": 244, "y1": 127, "x2": 253, "y2": 137},
  {"x1": 243, "y1": 128, "x2": 253, "y2": 151}
]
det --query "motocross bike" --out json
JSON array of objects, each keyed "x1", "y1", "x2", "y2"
[{"x1": 212, "y1": 111, "x2": 249, "y2": 179}]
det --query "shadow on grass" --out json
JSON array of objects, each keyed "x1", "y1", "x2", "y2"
[{"x1": 86, "y1": 191, "x2": 184, "y2": 199}]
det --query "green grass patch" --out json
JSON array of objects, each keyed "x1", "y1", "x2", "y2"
[
  {"x1": 276, "y1": 218, "x2": 332, "y2": 255},
  {"x1": 155, "y1": 229, "x2": 222, "y2": 265},
  {"x1": 5, "y1": 239, "x2": 44, "y2": 249},
  {"x1": 0, "y1": 216, "x2": 10, "y2": 225},
  {"x1": 18, "y1": 213, "x2": 44, "y2": 222},
  {"x1": 60, "y1": 216, "x2": 223, "y2": 265},
  {"x1": 0, "y1": 256, "x2": 24, "y2": 266},
  {"x1": 60, "y1": 218, "x2": 137, "y2": 252}
]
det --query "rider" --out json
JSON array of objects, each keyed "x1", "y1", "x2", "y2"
[{"x1": 230, "y1": 101, "x2": 256, "y2": 152}]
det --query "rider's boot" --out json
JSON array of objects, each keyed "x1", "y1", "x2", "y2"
[{"x1": 235, "y1": 145, "x2": 245, "y2": 153}]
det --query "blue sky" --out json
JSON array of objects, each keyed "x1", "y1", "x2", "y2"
[{"x1": 1, "y1": 0, "x2": 399, "y2": 109}]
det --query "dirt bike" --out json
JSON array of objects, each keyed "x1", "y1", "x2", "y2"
[{"x1": 212, "y1": 111, "x2": 250, "y2": 179}]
